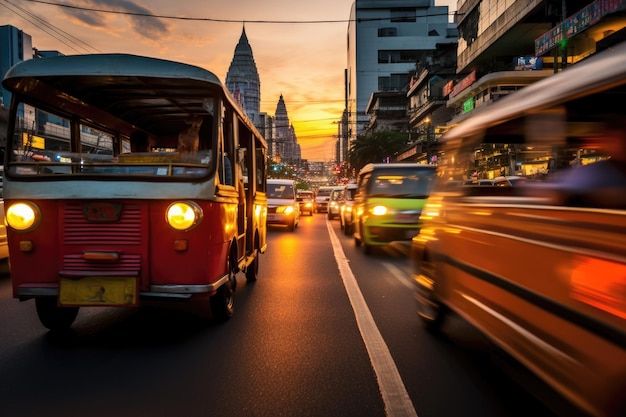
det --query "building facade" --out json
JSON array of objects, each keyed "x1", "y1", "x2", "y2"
[
  {"x1": 442, "y1": 0, "x2": 626, "y2": 180},
  {"x1": 398, "y1": 40, "x2": 458, "y2": 163},
  {"x1": 0, "y1": 25, "x2": 33, "y2": 108},
  {"x1": 346, "y1": 0, "x2": 456, "y2": 145},
  {"x1": 448, "y1": 0, "x2": 626, "y2": 126},
  {"x1": 366, "y1": 0, "x2": 626, "y2": 168}
]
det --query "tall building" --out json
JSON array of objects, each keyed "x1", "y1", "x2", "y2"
[
  {"x1": 272, "y1": 94, "x2": 301, "y2": 164},
  {"x1": 0, "y1": 25, "x2": 33, "y2": 107},
  {"x1": 258, "y1": 111, "x2": 274, "y2": 155},
  {"x1": 448, "y1": 0, "x2": 625, "y2": 126},
  {"x1": 225, "y1": 27, "x2": 261, "y2": 125},
  {"x1": 346, "y1": 0, "x2": 456, "y2": 142}
]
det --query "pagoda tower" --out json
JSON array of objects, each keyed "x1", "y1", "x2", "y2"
[
  {"x1": 225, "y1": 27, "x2": 260, "y2": 124},
  {"x1": 273, "y1": 94, "x2": 301, "y2": 163}
]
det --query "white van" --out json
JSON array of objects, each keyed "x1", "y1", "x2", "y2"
[
  {"x1": 267, "y1": 179, "x2": 300, "y2": 231},
  {"x1": 314, "y1": 186, "x2": 335, "y2": 213}
]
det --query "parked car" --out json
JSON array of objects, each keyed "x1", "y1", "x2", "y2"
[
  {"x1": 314, "y1": 186, "x2": 334, "y2": 213},
  {"x1": 411, "y1": 43, "x2": 626, "y2": 417},
  {"x1": 352, "y1": 163, "x2": 437, "y2": 254},
  {"x1": 296, "y1": 190, "x2": 314, "y2": 216},
  {"x1": 339, "y1": 183, "x2": 358, "y2": 235},
  {"x1": 267, "y1": 179, "x2": 299, "y2": 231},
  {"x1": 327, "y1": 186, "x2": 346, "y2": 220}
]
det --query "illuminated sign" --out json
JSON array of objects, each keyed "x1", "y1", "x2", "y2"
[
  {"x1": 462, "y1": 97, "x2": 474, "y2": 114},
  {"x1": 451, "y1": 70, "x2": 476, "y2": 98},
  {"x1": 22, "y1": 132, "x2": 46, "y2": 149},
  {"x1": 443, "y1": 80, "x2": 454, "y2": 97},
  {"x1": 536, "y1": 0, "x2": 626, "y2": 56},
  {"x1": 514, "y1": 57, "x2": 543, "y2": 71}
]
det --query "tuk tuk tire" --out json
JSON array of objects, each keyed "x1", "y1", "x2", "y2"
[
  {"x1": 416, "y1": 251, "x2": 448, "y2": 333},
  {"x1": 35, "y1": 297, "x2": 79, "y2": 331},
  {"x1": 211, "y1": 260, "x2": 236, "y2": 322},
  {"x1": 245, "y1": 246, "x2": 259, "y2": 283},
  {"x1": 363, "y1": 242, "x2": 373, "y2": 255},
  {"x1": 417, "y1": 296, "x2": 448, "y2": 333}
]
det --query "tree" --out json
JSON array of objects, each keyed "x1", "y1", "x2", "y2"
[{"x1": 347, "y1": 130, "x2": 409, "y2": 172}]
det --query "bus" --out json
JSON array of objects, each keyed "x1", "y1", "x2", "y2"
[{"x1": 1, "y1": 53, "x2": 268, "y2": 330}]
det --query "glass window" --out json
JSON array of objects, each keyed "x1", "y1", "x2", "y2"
[
  {"x1": 80, "y1": 125, "x2": 114, "y2": 159},
  {"x1": 8, "y1": 99, "x2": 215, "y2": 179},
  {"x1": 11, "y1": 106, "x2": 71, "y2": 164},
  {"x1": 369, "y1": 169, "x2": 436, "y2": 197},
  {"x1": 378, "y1": 27, "x2": 397, "y2": 37},
  {"x1": 268, "y1": 183, "x2": 294, "y2": 199},
  {"x1": 390, "y1": 8, "x2": 416, "y2": 22}
]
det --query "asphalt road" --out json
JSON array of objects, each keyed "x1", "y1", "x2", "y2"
[{"x1": 0, "y1": 213, "x2": 563, "y2": 417}]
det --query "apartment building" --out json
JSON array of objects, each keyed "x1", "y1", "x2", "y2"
[
  {"x1": 0, "y1": 25, "x2": 33, "y2": 108},
  {"x1": 395, "y1": 0, "x2": 626, "y2": 164},
  {"x1": 346, "y1": 0, "x2": 456, "y2": 145},
  {"x1": 448, "y1": 0, "x2": 626, "y2": 125}
]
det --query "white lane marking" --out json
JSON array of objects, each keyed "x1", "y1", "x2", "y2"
[{"x1": 326, "y1": 220, "x2": 418, "y2": 417}]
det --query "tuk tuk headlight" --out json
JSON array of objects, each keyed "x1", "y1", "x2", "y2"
[
  {"x1": 6, "y1": 201, "x2": 40, "y2": 231},
  {"x1": 370, "y1": 205, "x2": 388, "y2": 216},
  {"x1": 166, "y1": 201, "x2": 203, "y2": 231}
]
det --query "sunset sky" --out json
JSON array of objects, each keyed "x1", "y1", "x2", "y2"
[{"x1": 0, "y1": 0, "x2": 457, "y2": 161}]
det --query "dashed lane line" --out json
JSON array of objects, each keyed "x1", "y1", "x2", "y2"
[{"x1": 326, "y1": 220, "x2": 418, "y2": 417}]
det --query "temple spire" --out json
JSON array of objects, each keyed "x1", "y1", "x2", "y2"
[{"x1": 225, "y1": 26, "x2": 260, "y2": 123}]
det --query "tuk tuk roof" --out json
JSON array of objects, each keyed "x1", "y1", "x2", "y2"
[{"x1": 2, "y1": 53, "x2": 264, "y2": 142}]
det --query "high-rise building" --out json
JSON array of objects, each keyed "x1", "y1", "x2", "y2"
[
  {"x1": 0, "y1": 25, "x2": 33, "y2": 107},
  {"x1": 346, "y1": 0, "x2": 456, "y2": 142},
  {"x1": 225, "y1": 27, "x2": 261, "y2": 125},
  {"x1": 448, "y1": 0, "x2": 620, "y2": 125}
]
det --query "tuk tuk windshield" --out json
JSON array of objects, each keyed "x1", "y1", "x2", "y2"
[{"x1": 8, "y1": 100, "x2": 216, "y2": 179}]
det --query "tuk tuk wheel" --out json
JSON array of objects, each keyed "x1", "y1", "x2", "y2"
[
  {"x1": 211, "y1": 261, "x2": 236, "y2": 322},
  {"x1": 35, "y1": 297, "x2": 79, "y2": 331},
  {"x1": 245, "y1": 248, "x2": 259, "y2": 283}
]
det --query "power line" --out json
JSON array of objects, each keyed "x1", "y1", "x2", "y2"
[
  {"x1": 23, "y1": 0, "x2": 457, "y2": 24},
  {"x1": 23, "y1": 0, "x2": 351, "y2": 24},
  {"x1": 297, "y1": 134, "x2": 339, "y2": 141},
  {"x1": 2, "y1": 0, "x2": 101, "y2": 53}
]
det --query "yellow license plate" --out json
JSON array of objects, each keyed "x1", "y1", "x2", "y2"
[{"x1": 59, "y1": 276, "x2": 137, "y2": 306}]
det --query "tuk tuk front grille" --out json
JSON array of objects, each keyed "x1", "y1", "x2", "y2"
[
  {"x1": 62, "y1": 253, "x2": 142, "y2": 273},
  {"x1": 62, "y1": 202, "x2": 143, "y2": 246},
  {"x1": 61, "y1": 202, "x2": 144, "y2": 272}
]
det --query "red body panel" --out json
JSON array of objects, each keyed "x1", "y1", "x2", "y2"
[{"x1": 9, "y1": 199, "x2": 235, "y2": 298}]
